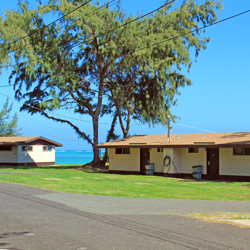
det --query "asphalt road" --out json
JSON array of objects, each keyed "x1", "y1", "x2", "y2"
[{"x1": 0, "y1": 182, "x2": 250, "y2": 250}]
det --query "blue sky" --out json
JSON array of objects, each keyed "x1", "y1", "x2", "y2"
[{"x1": 0, "y1": 0, "x2": 249, "y2": 150}]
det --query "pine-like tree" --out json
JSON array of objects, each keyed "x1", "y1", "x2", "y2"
[
  {"x1": 0, "y1": 0, "x2": 223, "y2": 166},
  {"x1": 0, "y1": 99, "x2": 22, "y2": 137}
]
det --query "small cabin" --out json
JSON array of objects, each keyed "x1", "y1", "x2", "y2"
[{"x1": 0, "y1": 136, "x2": 62, "y2": 166}]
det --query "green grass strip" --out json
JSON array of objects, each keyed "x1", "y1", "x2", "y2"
[{"x1": 0, "y1": 165, "x2": 250, "y2": 201}]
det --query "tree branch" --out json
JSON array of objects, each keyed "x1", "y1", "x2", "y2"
[{"x1": 40, "y1": 110, "x2": 94, "y2": 146}]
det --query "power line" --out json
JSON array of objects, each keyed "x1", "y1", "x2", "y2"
[
  {"x1": 0, "y1": 0, "x2": 92, "y2": 50},
  {"x1": 16, "y1": 111, "x2": 107, "y2": 136},
  {"x1": 0, "y1": 91, "x2": 216, "y2": 134},
  {"x1": 133, "y1": 9, "x2": 250, "y2": 54},
  {"x1": 0, "y1": 84, "x2": 12, "y2": 88},
  {"x1": 0, "y1": 91, "x2": 113, "y2": 125},
  {"x1": 175, "y1": 123, "x2": 215, "y2": 133},
  {"x1": 0, "y1": 0, "x2": 118, "y2": 58},
  {"x1": 70, "y1": 0, "x2": 175, "y2": 50},
  {"x1": 0, "y1": 0, "x2": 174, "y2": 69},
  {"x1": 22, "y1": 127, "x2": 87, "y2": 142}
]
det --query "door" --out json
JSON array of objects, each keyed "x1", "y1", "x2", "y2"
[
  {"x1": 140, "y1": 148, "x2": 150, "y2": 174},
  {"x1": 207, "y1": 148, "x2": 219, "y2": 177}
]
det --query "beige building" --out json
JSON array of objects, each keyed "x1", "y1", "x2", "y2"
[
  {"x1": 98, "y1": 132, "x2": 250, "y2": 181},
  {"x1": 0, "y1": 136, "x2": 62, "y2": 166}
]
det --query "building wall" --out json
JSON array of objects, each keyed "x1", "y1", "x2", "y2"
[
  {"x1": 173, "y1": 148, "x2": 181, "y2": 173},
  {"x1": 178, "y1": 148, "x2": 207, "y2": 174},
  {"x1": 108, "y1": 146, "x2": 250, "y2": 177},
  {"x1": 150, "y1": 148, "x2": 164, "y2": 173},
  {"x1": 109, "y1": 148, "x2": 140, "y2": 171},
  {"x1": 220, "y1": 148, "x2": 250, "y2": 176},
  {"x1": 18, "y1": 145, "x2": 55, "y2": 163},
  {"x1": 0, "y1": 146, "x2": 18, "y2": 163},
  {"x1": 163, "y1": 148, "x2": 174, "y2": 173}
]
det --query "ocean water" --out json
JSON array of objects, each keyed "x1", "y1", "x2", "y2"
[{"x1": 55, "y1": 150, "x2": 105, "y2": 165}]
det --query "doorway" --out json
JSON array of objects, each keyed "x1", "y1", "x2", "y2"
[
  {"x1": 140, "y1": 148, "x2": 150, "y2": 175},
  {"x1": 207, "y1": 148, "x2": 219, "y2": 177}
]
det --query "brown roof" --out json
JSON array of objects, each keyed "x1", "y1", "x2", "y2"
[
  {"x1": 0, "y1": 136, "x2": 62, "y2": 147},
  {"x1": 97, "y1": 132, "x2": 250, "y2": 148}
]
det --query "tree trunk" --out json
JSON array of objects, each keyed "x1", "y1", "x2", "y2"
[
  {"x1": 101, "y1": 148, "x2": 108, "y2": 165},
  {"x1": 92, "y1": 116, "x2": 101, "y2": 167}
]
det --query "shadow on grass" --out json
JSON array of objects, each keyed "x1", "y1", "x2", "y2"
[
  {"x1": 0, "y1": 165, "x2": 110, "y2": 173},
  {"x1": 0, "y1": 165, "x2": 83, "y2": 170},
  {"x1": 0, "y1": 166, "x2": 244, "y2": 184}
]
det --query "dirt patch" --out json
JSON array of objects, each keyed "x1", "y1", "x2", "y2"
[
  {"x1": 134, "y1": 182, "x2": 153, "y2": 185},
  {"x1": 183, "y1": 212, "x2": 250, "y2": 228},
  {"x1": 75, "y1": 165, "x2": 109, "y2": 173}
]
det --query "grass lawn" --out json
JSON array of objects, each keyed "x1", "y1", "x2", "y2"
[{"x1": 0, "y1": 165, "x2": 250, "y2": 201}]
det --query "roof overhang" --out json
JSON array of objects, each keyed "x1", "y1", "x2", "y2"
[
  {"x1": 96, "y1": 143, "x2": 250, "y2": 149},
  {"x1": 0, "y1": 136, "x2": 63, "y2": 147},
  {"x1": 23, "y1": 136, "x2": 63, "y2": 147}
]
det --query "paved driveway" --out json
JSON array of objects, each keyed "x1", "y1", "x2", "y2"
[
  {"x1": 36, "y1": 192, "x2": 250, "y2": 215},
  {"x1": 0, "y1": 182, "x2": 250, "y2": 250}
]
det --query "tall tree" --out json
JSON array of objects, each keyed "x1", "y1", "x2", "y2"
[
  {"x1": 0, "y1": 0, "x2": 222, "y2": 166},
  {"x1": 0, "y1": 99, "x2": 22, "y2": 136},
  {"x1": 103, "y1": 0, "x2": 223, "y2": 138}
]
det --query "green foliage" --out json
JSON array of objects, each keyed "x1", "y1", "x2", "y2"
[
  {"x1": 0, "y1": 99, "x2": 22, "y2": 136},
  {"x1": 101, "y1": 149, "x2": 109, "y2": 163},
  {"x1": 0, "y1": 0, "x2": 223, "y2": 163}
]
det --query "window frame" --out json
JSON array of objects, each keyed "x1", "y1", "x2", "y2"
[
  {"x1": 43, "y1": 146, "x2": 53, "y2": 152},
  {"x1": 22, "y1": 146, "x2": 33, "y2": 152},
  {"x1": 157, "y1": 148, "x2": 163, "y2": 152},
  {"x1": 0, "y1": 146, "x2": 12, "y2": 151},
  {"x1": 115, "y1": 148, "x2": 123, "y2": 154},
  {"x1": 123, "y1": 148, "x2": 130, "y2": 154},
  {"x1": 188, "y1": 148, "x2": 199, "y2": 153},
  {"x1": 115, "y1": 148, "x2": 130, "y2": 155},
  {"x1": 233, "y1": 148, "x2": 250, "y2": 155}
]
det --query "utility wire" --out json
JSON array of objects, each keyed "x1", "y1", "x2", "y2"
[
  {"x1": 0, "y1": 0, "x2": 92, "y2": 50},
  {"x1": 0, "y1": 83, "x2": 109, "y2": 100},
  {"x1": 174, "y1": 123, "x2": 215, "y2": 133},
  {"x1": 1, "y1": 0, "x2": 118, "y2": 59},
  {"x1": 134, "y1": 9, "x2": 250, "y2": 54},
  {"x1": 22, "y1": 127, "x2": 88, "y2": 142},
  {"x1": 70, "y1": 0, "x2": 175, "y2": 50},
  {"x1": 1, "y1": 7, "x2": 249, "y2": 70},
  {"x1": 15, "y1": 111, "x2": 107, "y2": 136},
  {"x1": 0, "y1": 91, "x2": 111, "y2": 125},
  {"x1": 0, "y1": 91, "x2": 215, "y2": 133},
  {"x1": 0, "y1": 6, "x2": 245, "y2": 132},
  {"x1": 0, "y1": 84, "x2": 12, "y2": 88},
  {"x1": 0, "y1": 0, "x2": 175, "y2": 69}
]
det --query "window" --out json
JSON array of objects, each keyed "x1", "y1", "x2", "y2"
[
  {"x1": 43, "y1": 146, "x2": 53, "y2": 151},
  {"x1": 157, "y1": 148, "x2": 163, "y2": 152},
  {"x1": 0, "y1": 146, "x2": 12, "y2": 151},
  {"x1": 115, "y1": 148, "x2": 122, "y2": 154},
  {"x1": 22, "y1": 146, "x2": 33, "y2": 152},
  {"x1": 233, "y1": 148, "x2": 250, "y2": 155},
  {"x1": 115, "y1": 148, "x2": 130, "y2": 154},
  {"x1": 188, "y1": 148, "x2": 199, "y2": 153},
  {"x1": 123, "y1": 148, "x2": 130, "y2": 154}
]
